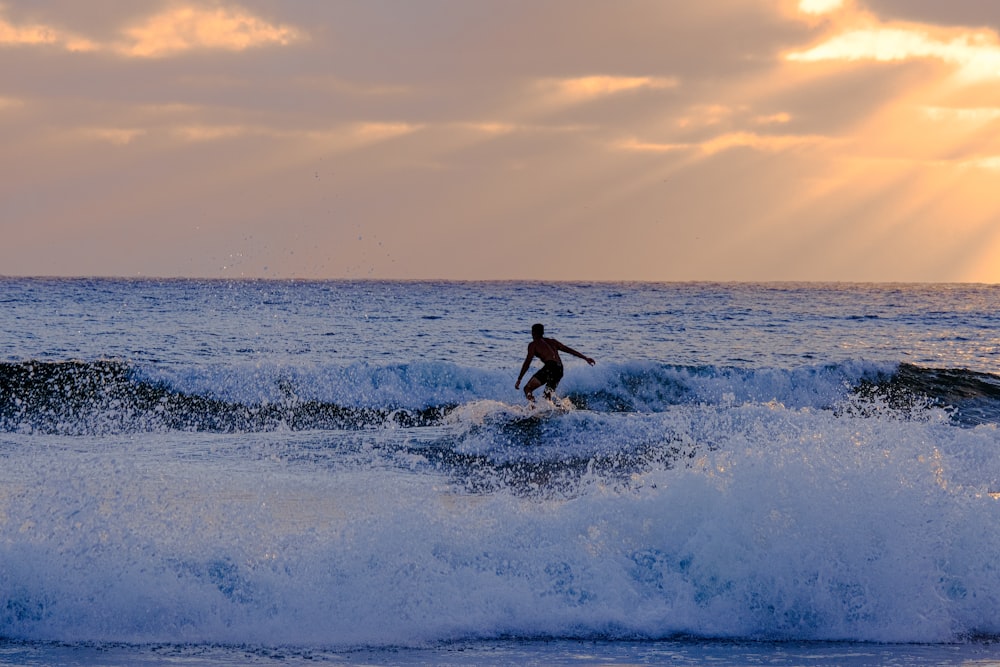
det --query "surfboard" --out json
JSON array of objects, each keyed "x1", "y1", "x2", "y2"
[
  {"x1": 508, "y1": 396, "x2": 574, "y2": 424},
  {"x1": 445, "y1": 396, "x2": 574, "y2": 427}
]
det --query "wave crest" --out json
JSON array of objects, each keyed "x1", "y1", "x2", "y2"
[{"x1": 2, "y1": 358, "x2": 998, "y2": 435}]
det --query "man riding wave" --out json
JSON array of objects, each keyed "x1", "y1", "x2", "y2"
[{"x1": 515, "y1": 323, "x2": 595, "y2": 402}]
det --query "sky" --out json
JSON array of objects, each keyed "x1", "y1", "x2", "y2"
[{"x1": 1, "y1": 0, "x2": 999, "y2": 282}]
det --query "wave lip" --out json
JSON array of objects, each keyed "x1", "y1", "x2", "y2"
[
  {"x1": 852, "y1": 363, "x2": 1000, "y2": 426},
  {"x1": 4, "y1": 358, "x2": 1000, "y2": 435},
  {"x1": 0, "y1": 360, "x2": 447, "y2": 435}
]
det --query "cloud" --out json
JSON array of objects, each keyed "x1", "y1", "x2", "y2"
[
  {"x1": 755, "y1": 112, "x2": 793, "y2": 124},
  {"x1": 787, "y1": 20, "x2": 1000, "y2": 82},
  {"x1": 169, "y1": 124, "x2": 251, "y2": 142},
  {"x1": 700, "y1": 131, "x2": 825, "y2": 154},
  {"x1": 923, "y1": 106, "x2": 1000, "y2": 122},
  {"x1": 4, "y1": 0, "x2": 1000, "y2": 282},
  {"x1": 966, "y1": 156, "x2": 1000, "y2": 170},
  {"x1": 0, "y1": 10, "x2": 97, "y2": 51},
  {"x1": 288, "y1": 122, "x2": 424, "y2": 157},
  {"x1": 82, "y1": 127, "x2": 147, "y2": 145},
  {"x1": 0, "y1": 4, "x2": 302, "y2": 57},
  {"x1": 545, "y1": 75, "x2": 677, "y2": 98},
  {"x1": 168, "y1": 120, "x2": 424, "y2": 152},
  {"x1": 617, "y1": 131, "x2": 827, "y2": 156},
  {"x1": 538, "y1": 75, "x2": 678, "y2": 105},
  {"x1": 799, "y1": 0, "x2": 846, "y2": 16},
  {"x1": 614, "y1": 138, "x2": 688, "y2": 154},
  {"x1": 69, "y1": 118, "x2": 423, "y2": 148},
  {"x1": 0, "y1": 14, "x2": 54, "y2": 45},
  {"x1": 675, "y1": 104, "x2": 739, "y2": 129},
  {"x1": 117, "y1": 5, "x2": 302, "y2": 58}
]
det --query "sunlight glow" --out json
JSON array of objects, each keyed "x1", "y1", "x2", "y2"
[
  {"x1": 923, "y1": 106, "x2": 1000, "y2": 123},
  {"x1": 119, "y1": 6, "x2": 301, "y2": 57},
  {"x1": 6, "y1": 0, "x2": 1000, "y2": 282},
  {"x1": 799, "y1": 0, "x2": 844, "y2": 16},
  {"x1": 755, "y1": 112, "x2": 793, "y2": 125},
  {"x1": 963, "y1": 156, "x2": 1000, "y2": 171},
  {"x1": 788, "y1": 26, "x2": 1000, "y2": 82}
]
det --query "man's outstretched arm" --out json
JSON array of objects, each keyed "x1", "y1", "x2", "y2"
[{"x1": 554, "y1": 340, "x2": 595, "y2": 365}]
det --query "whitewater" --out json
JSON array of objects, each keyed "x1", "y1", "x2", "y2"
[{"x1": 2, "y1": 279, "x2": 1000, "y2": 665}]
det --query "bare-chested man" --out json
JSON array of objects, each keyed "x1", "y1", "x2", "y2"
[{"x1": 515, "y1": 323, "x2": 595, "y2": 402}]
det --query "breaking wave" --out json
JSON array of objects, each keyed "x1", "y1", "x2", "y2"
[{"x1": 2, "y1": 358, "x2": 998, "y2": 435}]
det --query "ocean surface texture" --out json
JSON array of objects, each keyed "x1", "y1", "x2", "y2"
[{"x1": 2, "y1": 279, "x2": 1000, "y2": 666}]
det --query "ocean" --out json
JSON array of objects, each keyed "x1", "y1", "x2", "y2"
[{"x1": 2, "y1": 279, "x2": 1000, "y2": 666}]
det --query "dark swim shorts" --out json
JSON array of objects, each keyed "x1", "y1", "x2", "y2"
[{"x1": 531, "y1": 361, "x2": 564, "y2": 389}]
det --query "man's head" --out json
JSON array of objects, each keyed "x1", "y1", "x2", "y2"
[{"x1": 531, "y1": 323, "x2": 544, "y2": 338}]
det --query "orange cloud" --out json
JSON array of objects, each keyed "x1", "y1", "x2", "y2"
[
  {"x1": 118, "y1": 5, "x2": 302, "y2": 57},
  {"x1": 676, "y1": 104, "x2": 738, "y2": 128},
  {"x1": 798, "y1": 0, "x2": 845, "y2": 16},
  {"x1": 83, "y1": 127, "x2": 147, "y2": 145},
  {"x1": 614, "y1": 138, "x2": 688, "y2": 153},
  {"x1": 616, "y1": 131, "x2": 826, "y2": 156},
  {"x1": 0, "y1": 4, "x2": 301, "y2": 57},
  {"x1": 923, "y1": 106, "x2": 1000, "y2": 123},
  {"x1": 788, "y1": 22, "x2": 1000, "y2": 83},
  {"x1": 170, "y1": 124, "x2": 251, "y2": 142},
  {"x1": 0, "y1": 11, "x2": 97, "y2": 51},
  {"x1": 755, "y1": 112, "x2": 792, "y2": 125},
  {"x1": 540, "y1": 75, "x2": 678, "y2": 105},
  {"x1": 352, "y1": 122, "x2": 420, "y2": 141},
  {"x1": 175, "y1": 121, "x2": 421, "y2": 146},
  {"x1": 0, "y1": 15, "x2": 55, "y2": 45}
]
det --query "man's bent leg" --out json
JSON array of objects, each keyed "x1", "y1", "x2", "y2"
[{"x1": 523, "y1": 376, "x2": 543, "y2": 402}]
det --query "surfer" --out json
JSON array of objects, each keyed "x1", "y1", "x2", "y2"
[{"x1": 515, "y1": 323, "x2": 595, "y2": 402}]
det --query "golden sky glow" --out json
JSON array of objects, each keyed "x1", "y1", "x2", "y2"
[
  {"x1": 1, "y1": 1, "x2": 999, "y2": 282},
  {"x1": 789, "y1": 26, "x2": 1000, "y2": 83},
  {"x1": 798, "y1": 0, "x2": 845, "y2": 15}
]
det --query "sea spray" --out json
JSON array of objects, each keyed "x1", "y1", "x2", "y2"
[{"x1": 4, "y1": 397, "x2": 1000, "y2": 645}]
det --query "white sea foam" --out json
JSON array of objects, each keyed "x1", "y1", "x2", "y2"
[
  {"x1": 142, "y1": 359, "x2": 892, "y2": 412},
  {"x1": 2, "y1": 399, "x2": 999, "y2": 646}
]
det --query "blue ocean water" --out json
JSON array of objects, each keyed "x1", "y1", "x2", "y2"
[{"x1": 2, "y1": 279, "x2": 1000, "y2": 665}]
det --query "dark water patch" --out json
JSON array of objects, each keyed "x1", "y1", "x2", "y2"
[
  {"x1": 0, "y1": 360, "x2": 449, "y2": 435},
  {"x1": 850, "y1": 363, "x2": 1000, "y2": 426}
]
